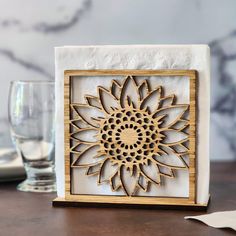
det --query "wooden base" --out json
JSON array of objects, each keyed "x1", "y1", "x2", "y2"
[{"x1": 52, "y1": 195, "x2": 210, "y2": 211}]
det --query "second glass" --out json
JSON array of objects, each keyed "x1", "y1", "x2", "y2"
[{"x1": 8, "y1": 81, "x2": 56, "y2": 192}]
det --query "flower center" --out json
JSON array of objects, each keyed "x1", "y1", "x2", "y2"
[
  {"x1": 99, "y1": 108, "x2": 163, "y2": 167},
  {"x1": 119, "y1": 128, "x2": 138, "y2": 145}
]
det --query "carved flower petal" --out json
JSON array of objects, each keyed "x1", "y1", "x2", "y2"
[
  {"x1": 86, "y1": 162, "x2": 102, "y2": 176},
  {"x1": 71, "y1": 145, "x2": 104, "y2": 167},
  {"x1": 138, "y1": 80, "x2": 150, "y2": 100},
  {"x1": 71, "y1": 128, "x2": 99, "y2": 144},
  {"x1": 158, "y1": 165, "x2": 174, "y2": 178},
  {"x1": 120, "y1": 76, "x2": 140, "y2": 108},
  {"x1": 98, "y1": 158, "x2": 119, "y2": 183},
  {"x1": 70, "y1": 142, "x2": 89, "y2": 153},
  {"x1": 169, "y1": 119, "x2": 189, "y2": 131},
  {"x1": 111, "y1": 80, "x2": 121, "y2": 98},
  {"x1": 110, "y1": 171, "x2": 122, "y2": 191},
  {"x1": 85, "y1": 95, "x2": 101, "y2": 110},
  {"x1": 98, "y1": 87, "x2": 120, "y2": 114},
  {"x1": 153, "y1": 104, "x2": 189, "y2": 128},
  {"x1": 137, "y1": 174, "x2": 149, "y2": 192},
  {"x1": 71, "y1": 119, "x2": 90, "y2": 129},
  {"x1": 168, "y1": 143, "x2": 189, "y2": 153},
  {"x1": 71, "y1": 103, "x2": 105, "y2": 128},
  {"x1": 159, "y1": 94, "x2": 175, "y2": 108},
  {"x1": 161, "y1": 130, "x2": 188, "y2": 144},
  {"x1": 153, "y1": 151, "x2": 187, "y2": 169},
  {"x1": 141, "y1": 161, "x2": 161, "y2": 185},
  {"x1": 120, "y1": 165, "x2": 139, "y2": 196},
  {"x1": 140, "y1": 86, "x2": 162, "y2": 113}
]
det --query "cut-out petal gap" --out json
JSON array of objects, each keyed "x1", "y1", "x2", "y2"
[
  {"x1": 140, "y1": 86, "x2": 162, "y2": 113},
  {"x1": 71, "y1": 103, "x2": 105, "y2": 128},
  {"x1": 98, "y1": 87, "x2": 120, "y2": 114},
  {"x1": 120, "y1": 76, "x2": 140, "y2": 109}
]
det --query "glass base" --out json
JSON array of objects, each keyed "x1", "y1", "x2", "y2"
[
  {"x1": 17, "y1": 179, "x2": 56, "y2": 193},
  {"x1": 17, "y1": 161, "x2": 56, "y2": 193}
]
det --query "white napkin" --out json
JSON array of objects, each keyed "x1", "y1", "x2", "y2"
[{"x1": 185, "y1": 211, "x2": 236, "y2": 231}]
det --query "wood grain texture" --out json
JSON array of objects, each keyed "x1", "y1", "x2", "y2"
[
  {"x1": 1, "y1": 162, "x2": 236, "y2": 236},
  {"x1": 63, "y1": 70, "x2": 198, "y2": 207},
  {"x1": 53, "y1": 195, "x2": 209, "y2": 209},
  {"x1": 64, "y1": 73, "x2": 71, "y2": 198}
]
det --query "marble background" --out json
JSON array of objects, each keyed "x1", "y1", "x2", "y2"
[{"x1": 0, "y1": 0, "x2": 235, "y2": 160}]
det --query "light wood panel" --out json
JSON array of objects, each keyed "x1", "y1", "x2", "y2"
[{"x1": 59, "y1": 69, "x2": 199, "y2": 207}]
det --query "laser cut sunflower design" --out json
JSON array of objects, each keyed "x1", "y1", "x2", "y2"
[{"x1": 70, "y1": 76, "x2": 189, "y2": 196}]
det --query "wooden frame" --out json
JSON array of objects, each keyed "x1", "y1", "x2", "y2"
[{"x1": 53, "y1": 69, "x2": 207, "y2": 209}]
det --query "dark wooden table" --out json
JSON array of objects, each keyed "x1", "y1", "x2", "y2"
[{"x1": 0, "y1": 162, "x2": 236, "y2": 236}]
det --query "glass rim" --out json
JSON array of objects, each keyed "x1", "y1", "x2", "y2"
[{"x1": 10, "y1": 80, "x2": 54, "y2": 84}]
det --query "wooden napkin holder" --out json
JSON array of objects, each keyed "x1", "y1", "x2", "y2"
[{"x1": 53, "y1": 69, "x2": 210, "y2": 210}]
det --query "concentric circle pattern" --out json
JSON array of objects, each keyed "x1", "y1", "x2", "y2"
[{"x1": 99, "y1": 108, "x2": 163, "y2": 168}]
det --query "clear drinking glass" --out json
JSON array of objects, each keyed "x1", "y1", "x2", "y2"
[{"x1": 8, "y1": 81, "x2": 56, "y2": 192}]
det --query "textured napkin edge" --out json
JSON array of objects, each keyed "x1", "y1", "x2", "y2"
[{"x1": 185, "y1": 211, "x2": 236, "y2": 231}]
